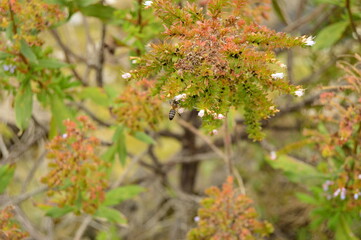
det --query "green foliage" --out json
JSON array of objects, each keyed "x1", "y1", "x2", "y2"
[
  {"x1": 187, "y1": 177, "x2": 273, "y2": 240},
  {"x1": 314, "y1": 21, "x2": 349, "y2": 50},
  {"x1": 14, "y1": 79, "x2": 33, "y2": 130},
  {"x1": 132, "y1": 0, "x2": 309, "y2": 140},
  {"x1": 0, "y1": 164, "x2": 15, "y2": 194}
]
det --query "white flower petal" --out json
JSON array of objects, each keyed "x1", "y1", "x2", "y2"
[
  {"x1": 198, "y1": 110, "x2": 205, "y2": 117},
  {"x1": 294, "y1": 89, "x2": 305, "y2": 97},
  {"x1": 122, "y1": 73, "x2": 131, "y2": 79},
  {"x1": 271, "y1": 72, "x2": 284, "y2": 79}
]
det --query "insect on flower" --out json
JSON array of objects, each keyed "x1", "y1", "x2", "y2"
[{"x1": 169, "y1": 99, "x2": 181, "y2": 120}]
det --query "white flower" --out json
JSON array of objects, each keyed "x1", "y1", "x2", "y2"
[
  {"x1": 122, "y1": 73, "x2": 131, "y2": 79},
  {"x1": 340, "y1": 188, "x2": 346, "y2": 200},
  {"x1": 302, "y1": 36, "x2": 315, "y2": 46},
  {"x1": 211, "y1": 129, "x2": 218, "y2": 135},
  {"x1": 174, "y1": 93, "x2": 186, "y2": 101},
  {"x1": 333, "y1": 188, "x2": 341, "y2": 197},
  {"x1": 144, "y1": 0, "x2": 153, "y2": 7},
  {"x1": 62, "y1": 133, "x2": 68, "y2": 139},
  {"x1": 178, "y1": 108, "x2": 185, "y2": 114},
  {"x1": 280, "y1": 63, "x2": 287, "y2": 68},
  {"x1": 198, "y1": 110, "x2": 205, "y2": 117},
  {"x1": 270, "y1": 151, "x2": 277, "y2": 160},
  {"x1": 358, "y1": 174, "x2": 361, "y2": 179},
  {"x1": 294, "y1": 88, "x2": 305, "y2": 97},
  {"x1": 354, "y1": 193, "x2": 359, "y2": 200},
  {"x1": 194, "y1": 216, "x2": 200, "y2": 222},
  {"x1": 217, "y1": 114, "x2": 225, "y2": 120},
  {"x1": 271, "y1": 72, "x2": 284, "y2": 79},
  {"x1": 132, "y1": 60, "x2": 137, "y2": 64}
]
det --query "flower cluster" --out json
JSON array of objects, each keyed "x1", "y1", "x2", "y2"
[
  {"x1": 305, "y1": 54, "x2": 361, "y2": 210},
  {"x1": 132, "y1": 0, "x2": 310, "y2": 140},
  {"x1": 0, "y1": 0, "x2": 64, "y2": 47},
  {"x1": 113, "y1": 79, "x2": 163, "y2": 131},
  {"x1": 187, "y1": 177, "x2": 273, "y2": 240},
  {"x1": 0, "y1": 206, "x2": 29, "y2": 240},
  {"x1": 41, "y1": 116, "x2": 109, "y2": 214}
]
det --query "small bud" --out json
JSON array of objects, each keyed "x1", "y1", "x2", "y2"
[
  {"x1": 198, "y1": 110, "x2": 205, "y2": 117},
  {"x1": 211, "y1": 129, "x2": 218, "y2": 135},
  {"x1": 194, "y1": 216, "x2": 200, "y2": 222},
  {"x1": 122, "y1": 73, "x2": 131, "y2": 79},
  {"x1": 144, "y1": 1, "x2": 153, "y2": 7},
  {"x1": 174, "y1": 93, "x2": 186, "y2": 101},
  {"x1": 294, "y1": 88, "x2": 305, "y2": 97},
  {"x1": 270, "y1": 151, "x2": 277, "y2": 160},
  {"x1": 62, "y1": 133, "x2": 68, "y2": 139},
  {"x1": 271, "y1": 72, "x2": 284, "y2": 79},
  {"x1": 217, "y1": 114, "x2": 225, "y2": 120},
  {"x1": 302, "y1": 36, "x2": 315, "y2": 46}
]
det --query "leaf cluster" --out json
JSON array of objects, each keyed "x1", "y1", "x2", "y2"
[{"x1": 132, "y1": 0, "x2": 308, "y2": 139}]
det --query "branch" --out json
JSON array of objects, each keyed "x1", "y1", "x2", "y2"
[
  {"x1": 346, "y1": 0, "x2": 361, "y2": 44},
  {"x1": 96, "y1": 23, "x2": 107, "y2": 87}
]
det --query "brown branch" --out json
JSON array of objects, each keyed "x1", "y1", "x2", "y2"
[
  {"x1": 96, "y1": 23, "x2": 107, "y2": 87},
  {"x1": 346, "y1": 0, "x2": 361, "y2": 44},
  {"x1": 49, "y1": 29, "x2": 89, "y2": 85},
  {"x1": 283, "y1": 4, "x2": 328, "y2": 33}
]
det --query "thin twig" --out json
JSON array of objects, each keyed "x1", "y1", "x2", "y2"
[
  {"x1": 96, "y1": 23, "x2": 107, "y2": 87},
  {"x1": 21, "y1": 150, "x2": 47, "y2": 193},
  {"x1": 346, "y1": 0, "x2": 361, "y2": 44},
  {"x1": 176, "y1": 118, "x2": 227, "y2": 161},
  {"x1": 0, "y1": 186, "x2": 48, "y2": 208},
  {"x1": 74, "y1": 215, "x2": 92, "y2": 240},
  {"x1": 283, "y1": 4, "x2": 328, "y2": 33}
]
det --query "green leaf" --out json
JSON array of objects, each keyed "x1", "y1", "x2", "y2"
[
  {"x1": 314, "y1": 21, "x2": 349, "y2": 50},
  {"x1": 36, "y1": 59, "x2": 68, "y2": 69},
  {"x1": 133, "y1": 131, "x2": 155, "y2": 145},
  {"x1": 76, "y1": 0, "x2": 99, "y2": 7},
  {"x1": 335, "y1": 215, "x2": 358, "y2": 240},
  {"x1": 113, "y1": 126, "x2": 127, "y2": 165},
  {"x1": 94, "y1": 206, "x2": 127, "y2": 224},
  {"x1": 20, "y1": 40, "x2": 38, "y2": 64},
  {"x1": 78, "y1": 87, "x2": 111, "y2": 106},
  {"x1": 45, "y1": 206, "x2": 74, "y2": 218},
  {"x1": 15, "y1": 80, "x2": 33, "y2": 130},
  {"x1": 49, "y1": 94, "x2": 73, "y2": 137},
  {"x1": 0, "y1": 164, "x2": 15, "y2": 194},
  {"x1": 103, "y1": 185, "x2": 145, "y2": 206},
  {"x1": 101, "y1": 144, "x2": 117, "y2": 163},
  {"x1": 266, "y1": 154, "x2": 322, "y2": 183},
  {"x1": 296, "y1": 193, "x2": 318, "y2": 205},
  {"x1": 80, "y1": 4, "x2": 115, "y2": 21},
  {"x1": 0, "y1": 51, "x2": 11, "y2": 60}
]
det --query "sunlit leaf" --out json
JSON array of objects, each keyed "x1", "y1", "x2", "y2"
[
  {"x1": 133, "y1": 131, "x2": 155, "y2": 145},
  {"x1": 15, "y1": 80, "x2": 33, "y2": 130},
  {"x1": 103, "y1": 185, "x2": 145, "y2": 206},
  {"x1": 0, "y1": 164, "x2": 15, "y2": 194},
  {"x1": 45, "y1": 206, "x2": 74, "y2": 218},
  {"x1": 20, "y1": 40, "x2": 38, "y2": 64},
  {"x1": 94, "y1": 206, "x2": 127, "y2": 224},
  {"x1": 314, "y1": 21, "x2": 349, "y2": 50}
]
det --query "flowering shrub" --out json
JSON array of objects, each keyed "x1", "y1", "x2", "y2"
[
  {"x1": 187, "y1": 177, "x2": 273, "y2": 240},
  {"x1": 132, "y1": 0, "x2": 310, "y2": 139},
  {"x1": 41, "y1": 116, "x2": 109, "y2": 214},
  {"x1": 113, "y1": 78, "x2": 163, "y2": 131},
  {"x1": 0, "y1": 206, "x2": 29, "y2": 240},
  {"x1": 300, "y1": 54, "x2": 361, "y2": 237}
]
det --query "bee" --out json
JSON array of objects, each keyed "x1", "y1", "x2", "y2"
[{"x1": 169, "y1": 99, "x2": 180, "y2": 120}]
